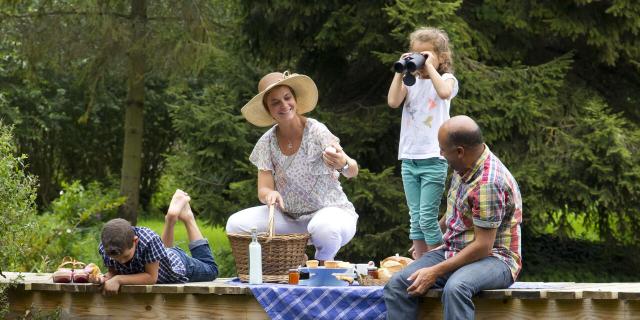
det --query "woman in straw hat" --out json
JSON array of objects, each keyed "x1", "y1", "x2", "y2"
[{"x1": 226, "y1": 71, "x2": 359, "y2": 264}]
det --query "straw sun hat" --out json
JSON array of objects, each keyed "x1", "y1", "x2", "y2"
[{"x1": 241, "y1": 71, "x2": 318, "y2": 127}]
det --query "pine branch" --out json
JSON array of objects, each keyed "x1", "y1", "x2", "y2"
[
  {"x1": 0, "y1": 10, "x2": 130, "y2": 19},
  {"x1": 0, "y1": 11, "x2": 226, "y2": 29}
]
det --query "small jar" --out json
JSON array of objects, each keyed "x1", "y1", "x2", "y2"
[
  {"x1": 288, "y1": 269, "x2": 300, "y2": 285},
  {"x1": 367, "y1": 266, "x2": 378, "y2": 279}
]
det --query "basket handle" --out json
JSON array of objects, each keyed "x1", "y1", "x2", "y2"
[
  {"x1": 266, "y1": 204, "x2": 275, "y2": 242},
  {"x1": 57, "y1": 256, "x2": 86, "y2": 270}
]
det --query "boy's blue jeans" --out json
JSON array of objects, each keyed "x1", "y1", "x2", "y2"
[
  {"x1": 171, "y1": 239, "x2": 219, "y2": 282},
  {"x1": 384, "y1": 249, "x2": 513, "y2": 319},
  {"x1": 401, "y1": 158, "x2": 448, "y2": 245}
]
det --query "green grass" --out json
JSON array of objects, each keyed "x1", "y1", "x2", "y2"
[{"x1": 138, "y1": 217, "x2": 230, "y2": 252}]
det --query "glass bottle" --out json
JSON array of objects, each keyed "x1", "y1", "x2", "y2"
[{"x1": 249, "y1": 227, "x2": 262, "y2": 284}]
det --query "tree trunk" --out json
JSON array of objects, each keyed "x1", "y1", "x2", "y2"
[{"x1": 119, "y1": 0, "x2": 147, "y2": 225}]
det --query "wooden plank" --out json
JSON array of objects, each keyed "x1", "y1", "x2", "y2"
[
  {"x1": 476, "y1": 289, "x2": 511, "y2": 299},
  {"x1": 510, "y1": 290, "x2": 545, "y2": 299},
  {"x1": 419, "y1": 298, "x2": 640, "y2": 319},
  {"x1": 182, "y1": 285, "x2": 211, "y2": 295},
  {"x1": 1, "y1": 273, "x2": 252, "y2": 295},
  {"x1": 7, "y1": 288, "x2": 269, "y2": 320},
  {"x1": 584, "y1": 290, "x2": 618, "y2": 300},
  {"x1": 120, "y1": 285, "x2": 152, "y2": 294},
  {"x1": 5, "y1": 272, "x2": 640, "y2": 302},
  {"x1": 619, "y1": 292, "x2": 640, "y2": 300},
  {"x1": 150, "y1": 284, "x2": 184, "y2": 294},
  {"x1": 9, "y1": 289, "x2": 640, "y2": 320},
  {"x1": 7, "y1": 272, "x2": 640, "y2": 319},
  {"x1": 545, "y1": 290, "x2": 580, "y2": 300}
]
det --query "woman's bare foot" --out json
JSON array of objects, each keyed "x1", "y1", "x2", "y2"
[{"x1": 167, "y1": 189, "x2": 190, "y2": 222}]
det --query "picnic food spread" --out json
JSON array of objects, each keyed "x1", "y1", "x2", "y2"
[
  {"x1": 52, "y1": 257, "x2": 102, "y2": 284},
  {"x1": 295, "y1": 255, "x2": 413, "y2": 286}
]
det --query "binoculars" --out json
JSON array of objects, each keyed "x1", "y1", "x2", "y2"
[{"x1": 393, "y1": 53, "x2": 426, "y2": 86}]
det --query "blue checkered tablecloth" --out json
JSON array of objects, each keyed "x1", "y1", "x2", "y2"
[
  {"x1": 227, "y1": 280, "x2": 554, "y2": 320},
  {"x1": 230, "y1": 279, "x2": 386, "y2": 320}
]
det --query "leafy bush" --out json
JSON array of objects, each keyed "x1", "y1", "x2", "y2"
[
  {"x1": 25, "y1": 181, "x2": 126, "y2": 272},
  {"x1": 0, "y1": 123, "x2": 40, "y2": 271},
  {"x1": 0, "y1": 122, "x2": 39, "y2": 317},
  {"x1": 49, "y1": 180, "x2": 126, "y2": 227}
]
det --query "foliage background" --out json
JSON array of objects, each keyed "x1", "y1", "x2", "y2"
[{"x1": 0, "y1": 0, "x2": 639, "y2": 287}]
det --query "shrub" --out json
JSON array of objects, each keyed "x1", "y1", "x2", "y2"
[
  {"x1": 0, "y1": 122, "x2": 39, "y2": 317},
  {"x1": 26, "y1": 180, "x2": 126, "y2": 272}
]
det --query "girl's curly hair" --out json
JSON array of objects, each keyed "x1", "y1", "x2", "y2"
[{"x1": 409, "y1": 27, "x2": 454, "y2": 74}]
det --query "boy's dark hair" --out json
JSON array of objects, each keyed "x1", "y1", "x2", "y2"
[{"x1": 101, "y1": 218, "x2": 135, "y2": 257}]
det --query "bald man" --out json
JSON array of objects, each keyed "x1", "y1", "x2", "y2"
[{"x1": 384, "y1": 116, "x2": 522, "y2": 320}]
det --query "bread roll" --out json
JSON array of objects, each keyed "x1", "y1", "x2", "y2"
[
  {"x1": 377, "y1": 268, "x2": 393, "y2": 281},
  {"x1": 382, "y1": 255, "x2": 414, "y2": 267},
  {"x1": 381, "y1": 260, "x2": 403, "y2": 273},
  {"x1": 306, "y1": 260, "x2": 319, "y2": 268},
  {"x1": 335, "y1": 275, "x2": 354, "y2": 284},
  {"x1": 324, "y1": 260, "x2": 340, "y2": 268}
]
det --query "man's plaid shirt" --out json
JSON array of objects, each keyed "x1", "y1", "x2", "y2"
[{"x1": 442, "y1": 145, "x2": 523, "y2": 280}]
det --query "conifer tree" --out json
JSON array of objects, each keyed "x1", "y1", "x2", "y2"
[
  {"x1": 217, "y1": 0, "x2": 640, "y2": 261},
  {"x1": 0, "y1": 1, "x2": 224, "y2": 223}
]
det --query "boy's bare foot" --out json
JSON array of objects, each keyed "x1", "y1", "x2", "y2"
[
  {"x1": 167, "y1": 189, "x2": 190, "y2": 222},
  {"x1": 179, "y1": 202, "x2": 196, "y2": 222}
]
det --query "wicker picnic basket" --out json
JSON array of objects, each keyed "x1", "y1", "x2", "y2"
[
  {"x1": 357, "y1": 274, "x2": 389, "y2": 286},
  {"x1": 227, "y1": 205, "x2": 310, "y2": 283}
]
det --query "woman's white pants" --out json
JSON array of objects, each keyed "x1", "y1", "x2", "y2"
[{"x1": 226, "y1": 205, "x2": 358, "y2": 261}]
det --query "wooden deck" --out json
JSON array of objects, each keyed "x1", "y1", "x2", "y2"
[{"x1": 2, "y1": 272, "x2": 639, "y2": 319}]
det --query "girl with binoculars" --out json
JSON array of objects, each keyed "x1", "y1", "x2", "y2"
[{"x1": 387, "y1": 27, "x2": 459, "y2": 260}]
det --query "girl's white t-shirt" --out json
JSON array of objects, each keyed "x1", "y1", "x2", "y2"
[{"x1": 398, "y1": 73, "x2": 459, "y2": 160}]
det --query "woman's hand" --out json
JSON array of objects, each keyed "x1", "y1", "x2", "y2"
[
  {"x1": 322, "y1": 144, "x2": 347, "y2": 170},
  {"x1": 265, "y1": 190, "x2": 285, "y2": 211}
]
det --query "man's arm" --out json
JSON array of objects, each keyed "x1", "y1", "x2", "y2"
[
  {"x1": 406, "y1": 226, "x2": 497, "y2": 295},
  {"x1": 102, "y1": 261, "x2": 160, "y2": 294}
]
